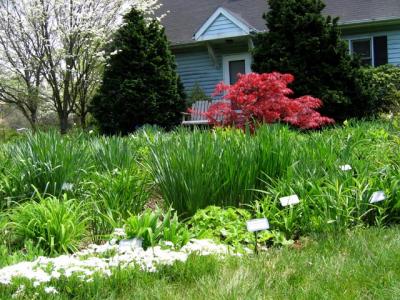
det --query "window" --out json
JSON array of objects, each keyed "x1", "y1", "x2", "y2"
[
  {"x1": 350, "y1": 36, "x2": 388, "y2": 67},
  {"x1": 351, "y1": 39, "x2": 372, "y2": 65},
  {"x1": 229, "y1": 60, "x2": 246, "y2": 84},
  {"x1": 223, "y1": 53, "x2": 251, "y2": 85},
  {"x1": 374, "y1": 36, "x2": 388, "y2": 66}
]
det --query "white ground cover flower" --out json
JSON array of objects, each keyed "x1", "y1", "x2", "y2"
[
  {"x1": 0, "y1": 239, "x2": 231, "y2": 287},
  {"x1": 44, "y1": 286, "x2": 58, "y2": 294}
]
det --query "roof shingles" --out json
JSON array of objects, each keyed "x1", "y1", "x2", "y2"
[{"x1": 159, "y1": 0, "x2": 400, "y2": 45}]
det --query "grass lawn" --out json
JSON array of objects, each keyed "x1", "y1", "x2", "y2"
[{"x1": 1, "y1": 226, "x2": 399, "y2": 299}]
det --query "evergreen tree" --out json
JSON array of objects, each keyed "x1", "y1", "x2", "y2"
[
  {"x1": 91, "y1": 8, "x2": 185, "y2": 135},
  {"x1": 252, "y1": 0, "x2": 372, "y2": 120}
]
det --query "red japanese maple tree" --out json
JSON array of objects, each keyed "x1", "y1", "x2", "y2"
[{"x1": 203, "y1": 72, "x2": 334, "y2": 130}]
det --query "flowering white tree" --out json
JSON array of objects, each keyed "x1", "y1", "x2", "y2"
[
  {"x1": 0, "y1": 0, "x2": 47, "y2": 129},
  {"x1": 0, "y1": 0, "x2": 161, "y2": 132}
]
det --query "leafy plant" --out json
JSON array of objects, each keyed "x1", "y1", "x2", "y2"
[
  {"x1": 189, "y1": 206, "x2": 290, "y2": 251},
  {"x1": 147, "y1": 125, "x2": 296, "y2": 216},
  {"x1": 206, "y1": 72, "x2": 334, "y2": 130},
  {"x1": 124, "y1": 208, "x2": 191, "y2": 249},
  {"x1": 89, "y1": 135, "x2": 139, "y2": 172},
  {"x1": 84, "y1": 168, "x2": 151, "y2": 241},
  {"x1": 6, "y1": 130, "x2": 89, "y2": 199},
  {"x1": 361, "y1": 65, "x2": 400, "y2": 114},
  {"x1": 187, "y1": 82, "x2": 211, "y2": 107},
  {"x1": 8, "y1": 193, "x2": 87, "y2": 255}
]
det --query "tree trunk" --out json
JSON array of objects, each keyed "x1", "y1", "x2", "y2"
[
  {"x1": 29, "y1": 109, "x2": 37, "y2": 132},
  {"x1": 59, "y1": 112, "x2": 69, "y2": 134},
  {"x1": 80, "y1": 112, "x2": 86, "y2": 129}
]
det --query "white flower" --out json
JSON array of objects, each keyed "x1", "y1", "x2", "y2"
[
  {"x1": 0, "y1": 234, "x2": 234, "y2": 286},
  {"x1": 44, "y1": 286, "x2": 58, "y2": 294},
  {"x1": 61, "y1": 182, "x2": 74, "y2": 191}
]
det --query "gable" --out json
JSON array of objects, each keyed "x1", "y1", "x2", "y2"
[
  {"x1": 194, "y1": 7, "x2": 252, "y2": 42},
  {"x1": 199, "y1": 13, "x2": 247, "y2": 41}
]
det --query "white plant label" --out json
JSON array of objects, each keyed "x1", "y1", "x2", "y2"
[
  {"x1": 369, "y1": 191, "x2": 386, "y2": 204},
  {"x1": 246, "y1": 218, "x2": 269, "y2": 232},
  {"x1": 339, "y1": 165, "x2": 352, "y2": 171},
  {"x1": 119, "y1": 238, "x2": 142, "y2": 251},
  {"x1": 280, "y1": 194, "x2": 300, "y2": 207}
]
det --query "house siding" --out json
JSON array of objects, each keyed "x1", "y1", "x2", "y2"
[
  {"x1": 388, "y1": 31, "x2": 400, "y2": 65},
  {"x1": 175, "y1": 49, "x2": 223, "y2": 96},
  {"x1": 201, "y1": 14, "x2": 245, "y2": 40},
  {"x1": 343, "y1": 29, "x2": 400, "y2": 65},
  {"x1": 175, "y1": 28, "x2": 400, "y2": 97},
  {"x1": 174, "y1": 42, "x2": 248, "y2": 96}
]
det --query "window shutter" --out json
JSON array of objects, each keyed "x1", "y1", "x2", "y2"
[{"x1": 373, "y1": 36, "x2": 388, "y2": 66}]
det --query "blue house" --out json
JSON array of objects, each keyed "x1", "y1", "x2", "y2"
[{"x1": 160, "y1": 0, "x2": 400, "y2": 96}]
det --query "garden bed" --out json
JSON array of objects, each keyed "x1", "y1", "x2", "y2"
[{"x1": 0, "y1": 121, "x2": 400, "y2": 298}]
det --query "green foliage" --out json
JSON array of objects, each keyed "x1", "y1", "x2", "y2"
[
  {"x1": 6, "y1": 131, "x2": 89, "y2": 199},
  {"x1": 90, "y1": 8, "x2": 185, "y2": 135},
  {"x1": 361, "y1": 65, "x2": 400, "y2": 113},
  {"x1": 84, "y1": 168, "x2": 151, "y2": 241},
  {"x1": 0, "y1": 240, "x2": 46, "y2": 269},
  {"x1": 189, "y1": 206, "x2": 252, "y2": 246},
  {"x1": 0, "y1": 127, "x2": 21, "y2": 143},
  {"x1": 8, "y1": 193, "x2": 87, "y2": 255},
  {"x1": 187, "y1": 82, "x2": 211, "y2": 107},
  {"x1": 1, "y1": 228, "x2": 400, "y2": 299},
  {"x1": 252, "y1": 0, "x2": 373, "y2": 120},
  {"x1": 0, "y1": 121, "x2": 399, "y2": 250},
  {"x1": 89, "y1": 135, "x2": 140, "y2": 172},
  {"x1": 189, "y1": 206, "x2": 291, "y2": 251},
  {"x1": 124, "y1": 208, "x2": 191, "y2": 249},
  {"x1": 148, "y1": 121, "x2": 400, "y2": 234},
  {"x1": 157, "y1": 254, "x2": 219, "y2": 283},
  {"x1": 147, "y1": 126, "x2": 295, "y2": 216}
]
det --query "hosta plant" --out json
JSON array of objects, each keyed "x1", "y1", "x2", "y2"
[{"x1": 125, "y1": 208, "x2": 191, "y2": 249}]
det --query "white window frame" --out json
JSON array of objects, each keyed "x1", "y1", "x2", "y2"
[
  {"x1": 349, "y1": 37, "x2": 374, "y2": 66},
  {"x1": 222, "y1": 53, "x2": 252, "y2": 85}
]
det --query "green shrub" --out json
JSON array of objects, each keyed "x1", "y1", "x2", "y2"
[
  {"x1": 9, "y1": 193, "x2": 87, "y2": 255},
  {"x1": 125, "y1": 208, "x2": 191, "y2": 249},
  {"x1": 361, "y1": 65, "x2": 400, "y2": 113},
  {"x1": 90, "y1": 8, "x2": 185, "y2": 135},
  {"x1": 187, "y1": 82, "x2": 211, "y2": 107},
  {"x1": 252, "y1": 0, "x2": 374, "y2": 120}
]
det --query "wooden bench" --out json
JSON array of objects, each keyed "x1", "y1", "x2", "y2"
[
  {"x1": 182, "y1": 100, "x2": 213, "y2": 126},
  {"x1": 182, "y1": 100, "x2": 231, "y2": 126}
]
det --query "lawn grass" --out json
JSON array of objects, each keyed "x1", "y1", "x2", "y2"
[{"x1": 1, "y1": 226, "x2": 399, "y2": 299}]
